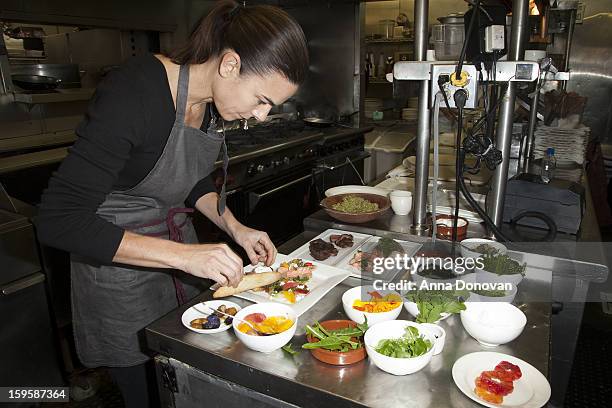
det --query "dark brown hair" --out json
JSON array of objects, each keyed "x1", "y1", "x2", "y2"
[{"x1": 170, "y1": 0, "x2": 309, "y2": 85}]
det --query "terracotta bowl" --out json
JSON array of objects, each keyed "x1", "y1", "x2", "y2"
[
  {"x1": 320, "y1": 193, "x2": 390, "y2": 224},
  {"x1": 305, "y1": 320, "x2": 367, "y2": 366},
  {"x1": 434, "y1": 214, "x2": 469, "y2": 241}
]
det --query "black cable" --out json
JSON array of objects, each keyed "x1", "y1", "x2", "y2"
[
  {"x1": 451, "y1": 89, "x2": 469, "y2": 257},
  {"x1": 455, "y1": 0, "x2": 481, "y2": 79}
]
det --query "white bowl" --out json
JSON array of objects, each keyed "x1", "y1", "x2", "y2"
[
  {"x1": 342, "y1": 286, "x2": 402, "y2": 325},
  {"x1": 467, "y1": 284, "x2": 518, "y2": 303},
  {"x1": 420, "y1": 323, "x2": 446, "y2": 355},
  {"x1": 460, "y1": 302, "x2": 526, "y2": 347},
  {"x1": 232, "y1": 303, "x2": 297, "y2": 353},
  {"x1": 460, "y1": 238, "x2": 507, "y2": 260},
  {"x1": 389, "y1": 190, "x2": 412, "y2": 216},
  {"x1": 364, "y1": 320, "x2": 436, "y2": 375},
  {"x1": 411, "y1": 266, "x2": 476, "y2": 288},
  {"x1": 475, "y1": 268, "x2": 524, "y2": 286},
  {"x1": 325, "y1": 185, "x2": 389, "y2": 197},
  {"x1": 403, "y1": 301, "x2": 452, "y2": 323}
]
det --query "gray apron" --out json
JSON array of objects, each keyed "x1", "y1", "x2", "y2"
[{"x1": 71, "y1": 64, "x2": 228, "y2": 367}]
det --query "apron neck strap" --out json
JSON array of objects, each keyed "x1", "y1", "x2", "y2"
[{"x1": 176, "y1": 64, "x2": 190, "y2": 122}]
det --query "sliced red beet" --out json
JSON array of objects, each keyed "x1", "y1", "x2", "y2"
[{"x1": 244, "y1": 313, "x2": 266, "y2": 323}]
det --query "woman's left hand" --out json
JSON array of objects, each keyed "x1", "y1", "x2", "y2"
[{"x1": 231, "y1": 224, "x2": 277, "y2": 266}]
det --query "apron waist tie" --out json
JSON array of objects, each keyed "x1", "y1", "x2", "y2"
[{"x1": 128, "y1": 207, "x2": 195, "y2": 306}]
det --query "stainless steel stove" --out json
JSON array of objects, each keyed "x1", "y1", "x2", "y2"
[{"x1": 199, "y1": 120, "x2": 372, "y2": 246}]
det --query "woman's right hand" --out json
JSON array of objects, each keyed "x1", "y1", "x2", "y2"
[{"x1": 179, "y1": 243, "x2": 244, "y2": 287}]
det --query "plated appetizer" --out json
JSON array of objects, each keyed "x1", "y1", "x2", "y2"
[
  {"x1": 308, "y1": 233, "x2": 354, "y2": 261},
  {"x1": 189, "y1": 304, "x2": 238, "y2": 330},
  {"x1": 348, "y1": 237, "x2": 405, "y2": 273},
  {"x1": 374, "y1": 325, "x2": 433, "y2": 358},
  {"x1": 474, "y1": 361, "x2": 522, "y2": 404},
  {"x1": 256, "y1": 259, "x2": 316, "y2": 304}
]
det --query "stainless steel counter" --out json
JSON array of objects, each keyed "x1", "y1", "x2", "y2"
[{"x1": 146, "y1": 232, "x2": 552, "y2": 408}]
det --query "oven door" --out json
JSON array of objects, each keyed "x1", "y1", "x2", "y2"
[{"x1": 239, "y1": 167, "x2": 316, "y2": 245}]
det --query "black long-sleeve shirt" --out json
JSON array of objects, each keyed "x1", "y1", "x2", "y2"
[{"x1": 36, "y1": 54, "x2": 216, "y2": 264}]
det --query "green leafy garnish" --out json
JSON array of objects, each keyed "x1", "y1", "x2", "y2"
[
  {"x1": 376, "y1": 237, "x2": 405, "y2": 257},
  {"x1": 374, "y1": 325, "x2": 432, "y2": 358},
  {"x1": 405, "y1": 289, "x2": 468, "y2": 323},
  {"x1": 481, "y1": 253, "x2": 526, "y2": 276},
  {"x1": 282, "y1": 343, "x2": 300, "y2": 356},
  {"x1": 302, "y1": 317, "x2": 368, "y2": 352}
]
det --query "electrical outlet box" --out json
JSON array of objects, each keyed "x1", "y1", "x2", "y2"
[
  {"x1": 430, "y1": 64, "x2": 478, "y2": 109},
  {"x1": 485, "y1": 25, "x2": 505, "y2": 53}
]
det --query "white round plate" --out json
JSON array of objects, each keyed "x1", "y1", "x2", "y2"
[
  {"x1": 452, "y1": 352, "x2": 551, "y2": 408},
  {"x1": 181, "y1": 300, "x2": 241, "y2": 334},
  {"x1": 324, "y1": 185, "x2": 389, "y2": 197}
]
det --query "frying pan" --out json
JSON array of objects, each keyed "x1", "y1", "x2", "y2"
[
  {"x1": 12, "y1": 74, "x2": 62, "y2": 91},
  {"x1": 302, "y1": 117, "x2": 335, "y2": 127}
]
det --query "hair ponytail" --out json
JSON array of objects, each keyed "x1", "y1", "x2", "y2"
[{"x1": 169, "y1": 0, "x2": 309, "y2": 85}]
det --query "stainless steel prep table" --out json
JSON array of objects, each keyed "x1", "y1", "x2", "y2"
[{"x1": 146, "y1": 232, "x2": 552, "y2": 408}]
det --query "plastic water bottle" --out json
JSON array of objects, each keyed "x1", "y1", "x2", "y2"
[{"x1": 540, "y1": 147, "x2": 556, "y2": 183}]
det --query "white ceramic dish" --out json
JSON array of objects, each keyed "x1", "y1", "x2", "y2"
[
  {"x1": 325, "y1": 185, "x2": 389, "y2": 197},
  {"x1": 232, "y1": 302, "x2": 297, "y2": 353},
  {"x1": 232, "y1": 254, "x2": 350, "y2": 317},
  {"x1": 364, "y1": 320, "x2": 436, "y2": 375},
  {"x1": 341, "y1": 285, "x2": 402, "y2": 325},
  {"x1": 182, "y1": 300, "x2": 242, "y2": 334},
  {"x1": 389, "y1": 190, "x2": 413, "y2": 215},
  {"x1": 452, "y1": 351, "x2": 551, "y2": 408},
  {"x1": 286, "y1": 229, "x2": 372, "y2": 267},
  {"x1": 460, "y1": 302, "x2": 526, "y2": 347},
  {"x1": 420, "y1": 323, "x2": 446, "y2": 355},
  {"x1": 460, "y1": 238, "x2": 507, "y2": 260}
]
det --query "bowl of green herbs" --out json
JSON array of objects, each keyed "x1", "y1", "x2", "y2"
[
  {"x1": 303, "y1": 319, "x2": 368, "y2": 365},
  {"x1": 364, "y1": 320, "x2": 436, "y2": 375},
  {"x1": 403, "y1": 289, "x2": 469, "y2": 323},
  {"x1": 475, "y1": 253, "x2": 527, "y2": 286}
]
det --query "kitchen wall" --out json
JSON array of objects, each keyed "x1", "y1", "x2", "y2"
[{"x1": 365, "y1": 0, "x2": 468, "y2": 37}]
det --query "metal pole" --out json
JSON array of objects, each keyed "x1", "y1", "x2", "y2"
[
  {"x1": 488, "y1": 0, "x2": 529, "y2": 228},
  {"x1": 411, "y1": 0, "x2": 430, "y2": 232},
  {"x1": 561, "y1": 9, "x2": 576, "y2": 91},
  {"x1": 522, "y1": 73, "x2": 542, "y2": 173}
]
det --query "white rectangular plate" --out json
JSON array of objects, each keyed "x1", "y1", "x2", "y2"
[
  {"x1": 232, "y1": 254, "x2": 350, "y2": 316},
  {"x1": 286, "y1": 229, "x2": 373, "y2": 267},
  {"x1": 338, "y1": 236, "x2": 422, "y2": 281}
]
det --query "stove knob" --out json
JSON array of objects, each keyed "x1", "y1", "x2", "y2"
[
  {"x1": 257, "y1": 164, "x2": 265, "y2": 173},
  {"x1": 247, "y1": 164, "x2": 256, "y2": 176},
  {"x1": 283, "y1": 156, "x2": 290, "y2": 164}
]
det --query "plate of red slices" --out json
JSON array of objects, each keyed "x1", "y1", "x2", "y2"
[{"x1": 452, "y1": 352, "x2": 551, "y2": 407}]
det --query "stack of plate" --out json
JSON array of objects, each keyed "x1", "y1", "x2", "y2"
[
  {"x1": 533, "y1": 125, "x2": 590, "y2": 165},
  {"x1": 365, "y1": 98, "x2": 383, "y2": 119},
  {"x1": 401, "y1": 108, "x2": 418, "y2": 121},
  {"x1": 407, "y1": 97, "x2": 419, "y2": 109}
]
